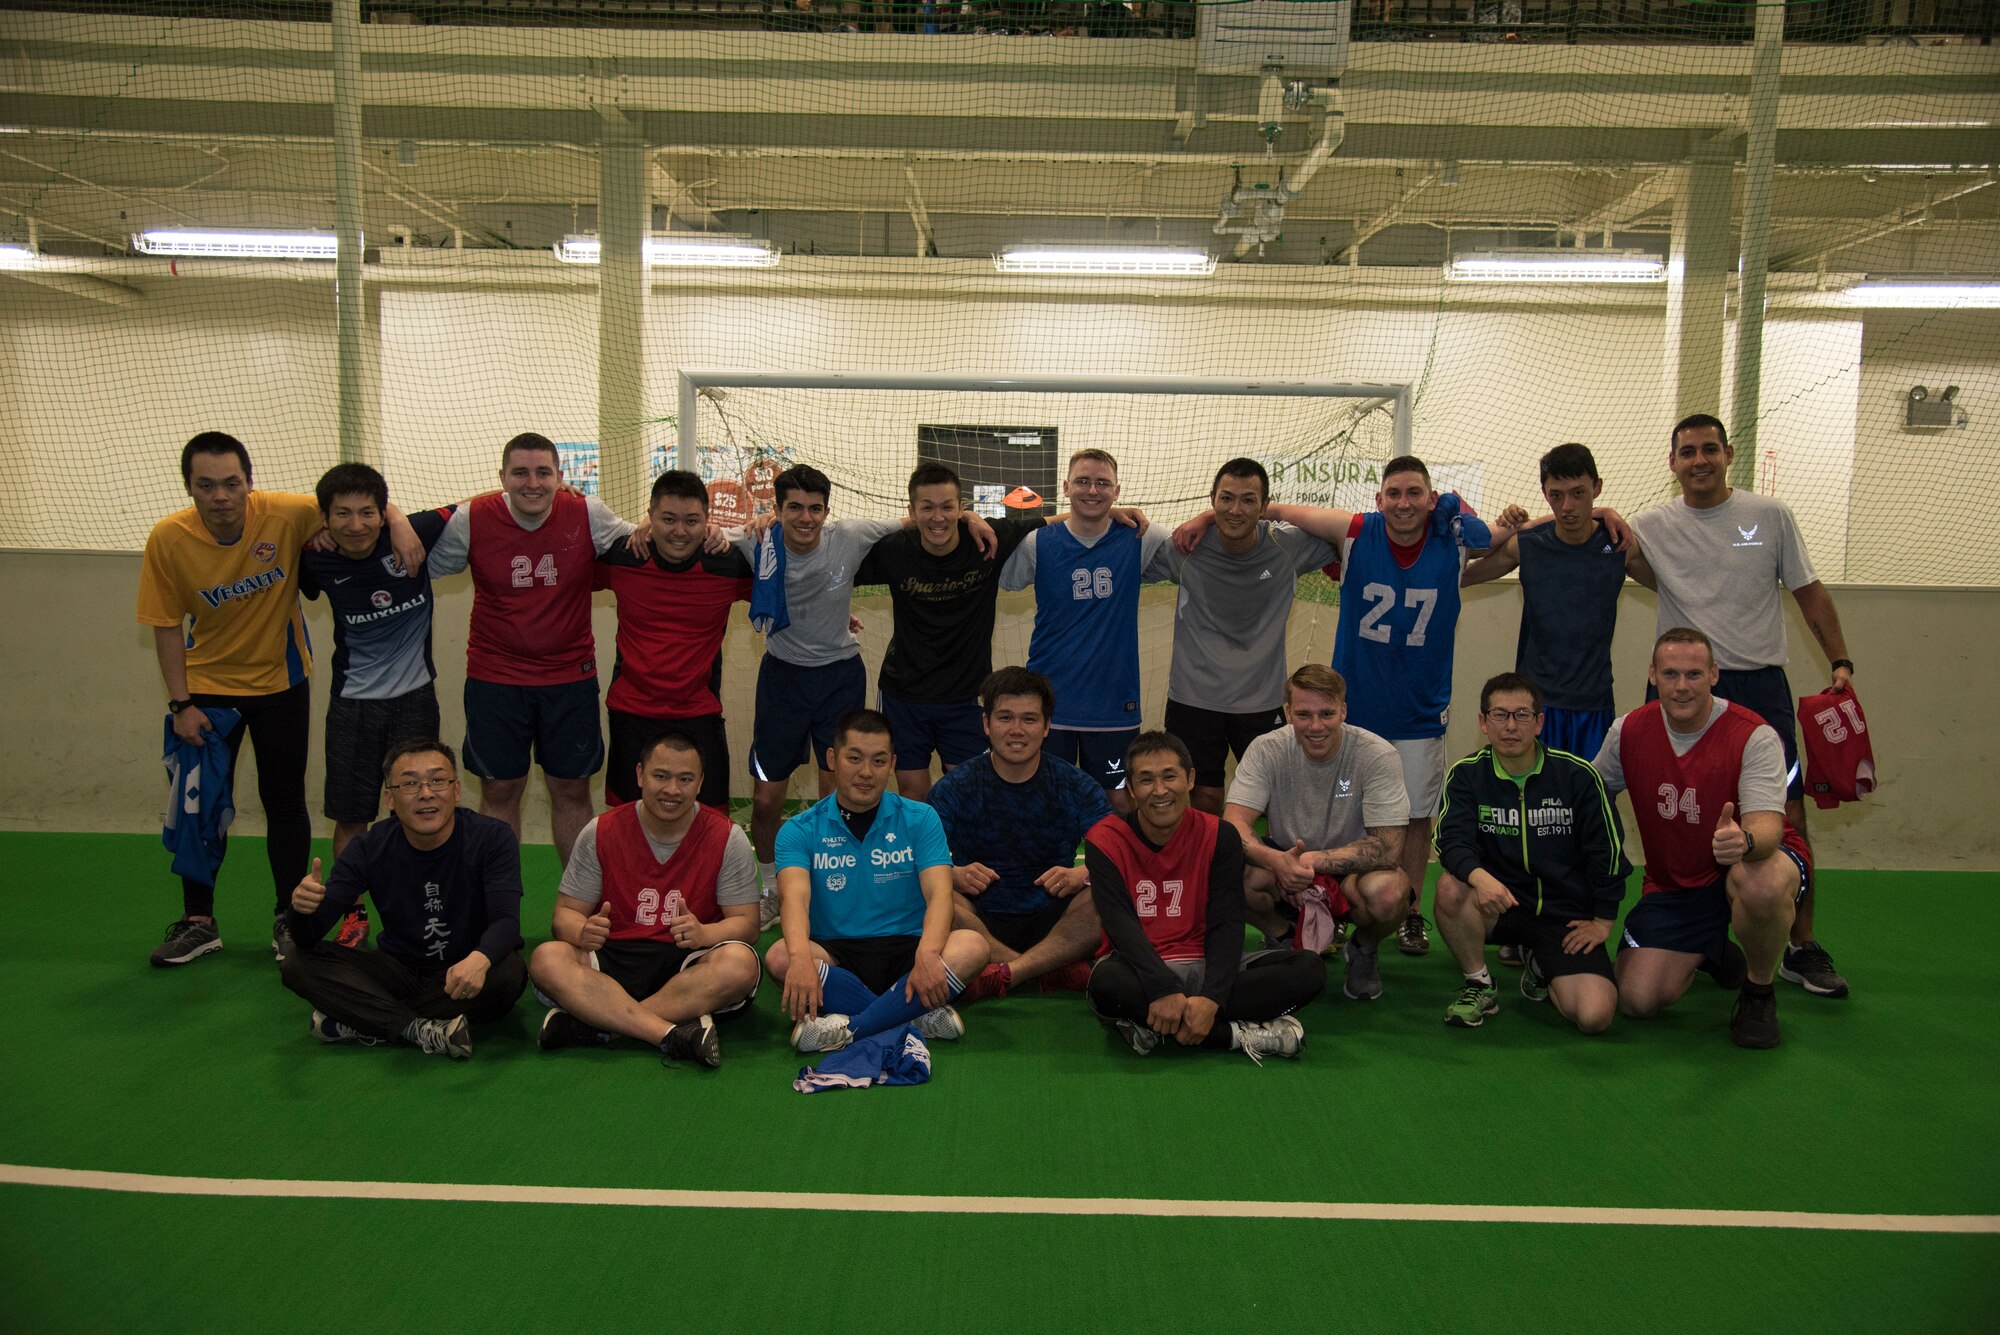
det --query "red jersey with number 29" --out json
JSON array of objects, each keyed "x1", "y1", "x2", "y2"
[
  {"x1": 594, "y1": 800, "x2": 731, "y2": 941},
  {"x1": 1799, "y1": 689, "x2": 1876, "y2": 810},
  {"x1": 466, "y1": 490, "x2": 597, "y2": 685},
  {"x1": 1620, "y1": 699, "x2": 1768, "y2": 896},
  {"x1": 1086, "y1": 809, "x2": 1219, "y2": 962}
]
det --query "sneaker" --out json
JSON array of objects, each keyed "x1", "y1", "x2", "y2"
[
  {"x1": 1396, "y1": 911, "x2": 1431, "y2": 956},
  {"x1": 757, "y1": 892, "x2": 782, "y2": 933},
  {"x1": 915, "y1": 1006, "x2": 964, "y2": 1042},
  {"x1": 790, "y1": 1012, "x2": 853, "y2": 1053},
  {"x1": 660, "y1": 1014, "x2": 721, "y2": 1068},
  {"x1": 1497, "y1": 943, "x2": 1524, "y2": 968},
  {"x1": 1729, "y1": 985, "x2": 1781, "y2": 1049},
  {"x1": 149, "y1": 918, "x2": 222, "y2": 967},
  {"x1": 538, "y1": 1007, "x2": 612, "y2": 1052},
  {"x1": 1445, "y1": 980, "x2": 1500, "y2": 1027},
  {"x1": 1326, "y1": 920, "x2": 1352, "y2": 956},
  {"x1": 1233, "y1": 1014, "x2": 1305, "y2": 1064},
  {"x1": 309, "y1": 1010, "x2": 381, "y2": 1045},
  {"x1": 271, "y1": 914, "x2": 295, "y2": 963},
  {"x1": 403, "y1": 1013, "x2": 472, "y2": 1059},
  {"x1": 1519, "y1": 949, "x2": 1549, "y2": 1004},
  {"x1": 1779, "y1": 939, "x2": 1850, "y2": 999},
  {"x1": 1701, "y1": 938, "x2": 1749, "y2": 990},
  {"x1": 963, "y1": 962, "x2": 1012, "y2": 1004},
  {"x1": 1113, "y1": 1018, "x2": 1160, "y2": 1056},
  {"x1": 1035, "y1": 961, "x2": 1093, "y2": 994},
  {"x1": 335, "y1": 905, "x2": 370, "y2": 949},
  {"x1": 1341, "y1": 940, "x2": 1383, "y2": 1001}
]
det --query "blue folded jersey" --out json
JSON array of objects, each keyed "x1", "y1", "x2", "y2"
[
  {"x1": 792, "y1": 1025, "x2": 933, "y2": 1093},
  {"x1": 749, "y1": 527, "x2": 790, "y2": 636},
  {"x1": 161, "y1": 708, "x2": 242, "y2": 887}
]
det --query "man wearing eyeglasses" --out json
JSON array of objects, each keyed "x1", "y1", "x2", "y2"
[
  {"x1": 1432, "y1": 673, "x2": 1630, "y2": 1034},
  {"x1": 279, "y1": 739, "x2": 527, "y2": 1059}
]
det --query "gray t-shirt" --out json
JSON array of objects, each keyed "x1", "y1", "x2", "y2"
[
  {"x1": 730, "y1": 518, "x2": 902, "y2": 667},
  {"x1": 1630, "y1": 491, "x2": 1816, "y2": 672},
  {"x1": 997, "y1": 521, "x2": 1175, "y2": 591},
  {"x1": 426, "y1": 494, "x2": 633, "y2": 577},
  {"x1": 557, "y1": 813, "x2": 761, "y2": 910},
  {"x1": 1225, "y1": 723, "x2": 1410, "y2": 851},
  {"x1": 1155, "y1": 521, "x2": 1338, "y2": 714},
  {"x1": 1593, "y1": 698, "x2": 1788, "y2": 814}
]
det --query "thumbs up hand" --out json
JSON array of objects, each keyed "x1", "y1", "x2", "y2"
[
  {"x1": 578, "y1": 911, "x2": 613, "y2": 953},
  {"x1": 1711, "y1": 801, "x2": 1749, "y2": 866},
  {"x1": 292, "y1": 857, "x2": 326, "y2": 914}
]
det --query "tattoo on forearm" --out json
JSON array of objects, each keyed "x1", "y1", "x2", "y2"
[{"x1": 1314, "y1": 836, "x2": 1396, "y2": 878}]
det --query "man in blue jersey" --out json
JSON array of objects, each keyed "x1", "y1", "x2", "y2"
[
  {"x1": 1000, "y1": 448, "x2": 1172, "y2": 814},
  {"x1": 764, "y1": 709, "x2": 991, "y2": 1053},
  {"x1": 931, "y1": 668, "x2": 1111, "y2": 1000}
]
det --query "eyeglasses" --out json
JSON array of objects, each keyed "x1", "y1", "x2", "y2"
[
  {"x1": 388, "y1": 776, "x2": 458, "y2": 796},
  {"x1": 1067, "y1": 478, "x2": 1117, "y2": 491},
  {"x1": 1483, "y1": 709, "x2": 1541, "y2": 724}
]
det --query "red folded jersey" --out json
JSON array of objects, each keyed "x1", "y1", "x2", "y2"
[{"x1": 1798, "y1": 689, "x2": 1877, "y2": 810}]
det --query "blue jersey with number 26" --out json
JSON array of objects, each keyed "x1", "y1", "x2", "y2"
[
  {"x1": 1027, "y1": 521, "x2": 1143, "y2": 730},
  {"x1": 1332, "y1": 512, "x2": 1462, "y2": 741}
]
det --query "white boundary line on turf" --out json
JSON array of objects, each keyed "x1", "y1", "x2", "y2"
[{"x1": 3, "y1": 1164, "x2": 1996, "y2": 1235}]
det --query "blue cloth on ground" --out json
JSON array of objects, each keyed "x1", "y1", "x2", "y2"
[
  {"x1": 161, "y1": 708, "x2": 241, "y2": 887},
  {"x1": 1430, "y1": 492, "x2": 1492, "y2": 551},
  {"x1": 748, "y1": 527, "x2": 790, "y2": 636},
  {"x1": 793, "y1": 1024, "x2": 933, "y2": 1093}
]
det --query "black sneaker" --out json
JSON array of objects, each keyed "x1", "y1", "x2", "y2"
[
  {"x1": 1396, "y1": 911, "x2": 1431, "y2": 956},
  {"x1": 1497, "y1": 943, "x2": 1524, "y2": 968},
  {"x1": 150, "y1": 918, "x2": 222, "y2": 967},
  {"x1": 1729, "y1": 985, "x2": 1781, "y2": 1049},
  {"x1": 272, "y1": 914, "x2": 294, "y2": 964},
  {"x1": 1779, "y1": 939, "x2": 1849, "y2": 999},
  {"x1": 1519, "y1": 948, "x2": 1550, "y2": 1003},
  {"x1": 1700, "y1": 938, "x2": 1748, "y2": 990},
  {"x1": 538, "y1": 1007, "x2": 612, "y2": 1052},
  {"x1": 661, "y1": 1014, "x2": 721, "y2": 1069}
]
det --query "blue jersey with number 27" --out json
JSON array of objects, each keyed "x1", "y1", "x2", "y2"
[
  {"x1": 1027, "y1": 521, "x2": 1143, "y2": 731},
  {"x1": 1332, "y1": 512, "x2": 1463, "y2": 741}
]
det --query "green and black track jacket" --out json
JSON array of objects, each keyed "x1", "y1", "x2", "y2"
[{"x1": 1433, "y1": 745, "x2": 1631, "y2": 923}]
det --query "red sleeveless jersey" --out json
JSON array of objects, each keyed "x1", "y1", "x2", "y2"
[
  {"x1": 1799, "y1": 689, "x2": 1877, "y2": 810},
  {"x1": 466, "y1": 490, "x2": 597, "y2": 685},
  {"x1": 1086, "y1": 809, "x2": 1219, "y2": 962},
  {"x1": 594, "y1": 801, "x2": 732, "y2": 942},
  {"x1": 1621, "y1": 699, "x2": 1768, "y2": 895}
]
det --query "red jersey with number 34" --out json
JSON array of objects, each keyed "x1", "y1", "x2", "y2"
[
  {"x1": 1086, "y1": 809, "x2": 1219, "y2": 962},
  {"x1": 1620, "y1": 699, "x2": 1769, "y2": 896},
  {"x1": 1799, "y1": 689, "x2": 1876, "y2": 810},
  {"x1": 594, "y1": 800, "x2": 731, "y2": 941},
  {"x1": 466, "y1": 490, "x2": 597, "y2": 685}
]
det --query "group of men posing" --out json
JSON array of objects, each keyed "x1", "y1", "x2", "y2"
[{"x1": 139, "y1": 409, "x2": 1857, "y2": 1064}]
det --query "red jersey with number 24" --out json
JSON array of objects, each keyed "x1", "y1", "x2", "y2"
[
  {"x1": 1620, "y1": 699, "x2": 1771, "y2": 896},
  {"x1": 466, "y1": 490, "x2": 597, "y2": 685},
  {"x1": 594, "y1": 800, "x2": 732, "y2": 942},
  {"x1": 1086, "y1": 809, "x2": 1219, "y2": 962}
]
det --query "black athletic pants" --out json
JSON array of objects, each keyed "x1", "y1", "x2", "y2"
[
  {"x1": 1087, "y1": 949, "x2": 1326, "y2": 1049},
  {"x1": 280, "y1": 941, "x2": 527, "y2": 1040},
  {"x1": 182, "y1": 679, "x2": 312, "y2": 920}
]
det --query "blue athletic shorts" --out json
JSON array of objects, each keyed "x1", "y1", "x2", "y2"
[
  {"x1": 878, "y1": 690, "x2": 987, "y2": 772},
  {"x1": 1540, "y1": 705, "x2": 1613, "y2": 762},
  {"x1": 751, "y1": 653, "x2": 866, "y2": 783},
  {"x1": 1619, "y1": 841, "x2": 1810, "y2": 964},
  {"x1": 1047, "y1": 726, "x2": 1139, "y2": 792},
  {"x1": 1648, "y1": 665, "x2": 1801, "y2": 801},
  {"x1": 462, "y1": 676, "x2": 603, "y2": 781}
]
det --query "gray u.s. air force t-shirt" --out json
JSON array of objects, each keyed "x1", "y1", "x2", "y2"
[
  {"x1": 1630, "y1": 491, "x2": 1816, "y2": 672},
  {"x1": 731, "y1": 518, "x2": 902, "y2": 668},
  {"x1": 1155, "y1": 521, "x2": 1339, "y2": 714},
  {"x1": 1225, "y1": 723, "x2": 1409, "y2": 851},
  {"x1": 558, "y1": 814, "x2": 761, "y2": 909}
]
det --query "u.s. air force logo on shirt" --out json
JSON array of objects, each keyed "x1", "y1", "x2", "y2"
[{"x1": 1733, "y1": 524, "x2": 1763, "y2": 548}]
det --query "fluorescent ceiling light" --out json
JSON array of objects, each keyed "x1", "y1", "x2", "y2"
[
  {"x1": 0, "y1": 242, "x2": 35, "y2": 268},
  {"x1": 132, "y1": 229, "x2": 341, "y2": 259},
  {"x1": 1448, "y1": 249, "x2": 1666, "y2": 283},
  {"x1": 554, "y1": 234, "x2": 780, "y2": 267},
  {"x1": 1843, "y1": 279, "x2": 2000, "y2": 309},
  {"x1": 995, "y1": 246, "x2": 1217, "y2": 276}
]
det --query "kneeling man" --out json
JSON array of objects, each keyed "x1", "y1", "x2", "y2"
[
  {"x1": 1433, "y1": 673, "x2": 1630, "y2": 1034},
  {"x1": 528, "y1": 730, "x2": 761, "y2": 1067},
  {"x1": 1086, "y1": 732, "x2": 1326, "y2": 1060},
  {"x1": 281, "y1": 739, "x2": 526, "y2": 1058}
]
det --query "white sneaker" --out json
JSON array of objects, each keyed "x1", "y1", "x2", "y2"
[
  {"x1": 1233, "y1": 1015, "x2": 1305, "y2": 1065},
  {"x1": 914, "y1": 1006, "x2": 964, "y2": 1041},
  {"x1": 1114, "y1": 1019, "x2": 1161, "y2": 1056},
  {"x1": 791, "y1": 1012, "x2": 853, "y2": 1053},
  {"x1": 757, "y1": 893, "x2": 782, "y2": 932},
  {"x1": 402, "y1": 1013, "x2": 472, "y2": 1059}
]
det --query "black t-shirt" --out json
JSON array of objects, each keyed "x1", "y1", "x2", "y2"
[
  {"x1": 838, "y1": 801, "x2": 879, "y2": 844},
  {"x1": 298, "y1": 507, "x2": 453, "y2": 701},
  {"x1": 857, "y1": 516, "x2": 1043, "y2": 701}
]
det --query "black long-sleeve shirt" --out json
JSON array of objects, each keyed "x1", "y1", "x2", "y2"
[
  {"x1": 288, "y1": 808, "x2": 524, "y2": 969},
  {"x1": 1085, "y1": 814, "x2": 1246, "y2": 1006}
]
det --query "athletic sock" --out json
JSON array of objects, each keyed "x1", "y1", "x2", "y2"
[
  {"x1": 758, "y1": 862, "x2": 777, "y2": 892},
  {"x1": 815, "y1": 962, "x2": 880, "y2": 1016},
  {"x1": 1226, "y1": 1022, "x2": 1244, "y2": 1051},
  {"x1": 849, "y1": 963, "x2": 966, "y2": 1039},
  {"x1": 1465, "y1": 968, "x2": 1494, "y2": 987}
]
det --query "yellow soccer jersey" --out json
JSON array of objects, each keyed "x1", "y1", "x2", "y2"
[{"x1": 136, "y1": 490, "x2": 322, "y2": 696}]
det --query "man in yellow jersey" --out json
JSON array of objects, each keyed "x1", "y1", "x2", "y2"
[{"x1": 138, "y1": 432, "x2": 422, "y2": 968}]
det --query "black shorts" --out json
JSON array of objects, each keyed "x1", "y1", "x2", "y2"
[
  {"x1": 593, "y1": 937, "x2": 758, "y2": 1016},
  {"x1": 1619, "y1": 841, "x2": 1810, "y2": 963},
  {"x1": 1046, "y1": 726, "x2": 1139, "y2": 793},
  {"x1": 1490, "y1": 906, "x2": 1614, "y2": 982},
  {"x1": 1162, "y1": 699, "x2": 1285, "y2": 790},
  {"x1": 878, "y1": 690, "x2": 987, "y2": 771},
  {"x1": 323, "y1": 683, "x2": 442, "y2": 823},
  {"x1": 751, "y1": 654, "x2": 866, "y2": 783},
  {"x1": 1650, "y1": 665, "x2": 1801, "y2": 802},
  {"x1": 462, "y1": 676, "x2": 604, "y2": 781},
  {"x1": 972, "y1": 899, "x2": 1067, "y2": 954},
  {"x1": 818, "y1": 934, "x2": 921, "y2": 996},
  {"x1": 605, "y1": 708, "x2": 731, "y2": 811}
]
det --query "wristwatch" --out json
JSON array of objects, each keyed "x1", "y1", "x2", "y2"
[
  {"x1": 168, "y1": 698, "x2": 193, "y2": 714},
  {"x1": 1742, "y1": 830, "x2": 1758, "y2": 858},
  {"x1": 1830, "y1": 659, "x2": 1854, "y2": 675}
]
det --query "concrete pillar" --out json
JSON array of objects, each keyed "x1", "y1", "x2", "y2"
[
  {"x1": 598, "y1": 115, "x2": 649, "y2": 521},
  {"x1": 1662, "y1": 138, "x2": 1734, "y2": 436}
]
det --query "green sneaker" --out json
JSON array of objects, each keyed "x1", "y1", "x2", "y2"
[
  {"x1": 1519, "y1": 949, "x2": 1550, "y2": 1004},
  {"x1": 1445, "y1": 980, "x2": 1500, "y2": 1028}
]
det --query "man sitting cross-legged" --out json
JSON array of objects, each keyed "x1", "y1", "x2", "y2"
[
  {"x1": 1432, "y1": 672, "x2": 1631, "y2": 1035},
  {"x1": 527, "y1": 730, "x2": 762, "y2": 1068},
  {"x1": 1085, "y1": 731, "x2": 1326, "y2": 1061},
  {"x1": 932, "y1": 668, "x2": 1111, "y2": 1002},
  {"x1": 280, "y1": 739, "x2": 527, "y2": 1059},
  {"x1": 766, "y1": 709, "x2": 992, "y2": 1053},
  {"x1": 1222, "y1": 664, "x2": 1411, "y2": 1003}
]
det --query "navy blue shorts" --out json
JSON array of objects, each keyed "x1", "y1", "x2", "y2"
[
  {"x1": 1619, "y1": 842, "x2": 1810, "y2": 964},
  {"x1": 878, "y1": 690, "x2": 987, "y2": 772},
  {"x1": 462, "y1": 676, "x2": 603, "y2": 781},
  {"x1": 1047, "y1": 726, "x2": 1139, "y2": 792},
  {"x1": 751, "y1": 653, "x2": 866, "y2": 783},
  {"x1": 1540, "y1": 705, "x2": 1613, "y2": 763},
  {"x1": 1649, "y1": 666, "x2": 1801, "y2": 801}
]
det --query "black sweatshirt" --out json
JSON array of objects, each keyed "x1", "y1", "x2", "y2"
[{"x1": 1433, "y1": 745, "x2": 1631, "y2": 922}]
